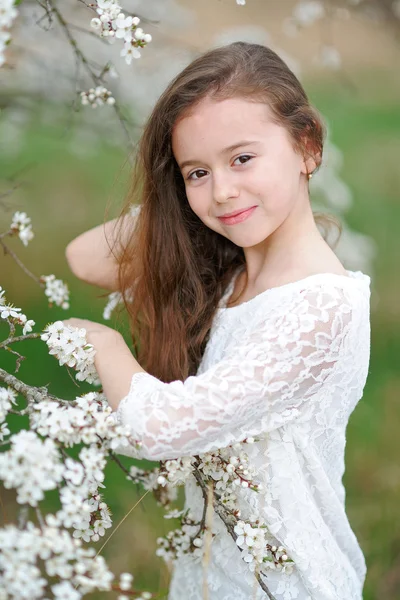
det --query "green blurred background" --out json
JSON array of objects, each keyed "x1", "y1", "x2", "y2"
[{"x1": 1, "y1": 25, "x2": 400, "y2": 600}]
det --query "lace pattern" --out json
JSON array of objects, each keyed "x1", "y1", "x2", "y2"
[{"x1": 114, "y1": 269, "x2": 371, "y2": 599}]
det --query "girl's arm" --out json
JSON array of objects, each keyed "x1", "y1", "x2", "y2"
[
  {"x1": 103, "y1": 283, "x2": 362, "y2": 462},
  {"x1": 65, "y1": 205, "x2": 141, "y2": 291}
]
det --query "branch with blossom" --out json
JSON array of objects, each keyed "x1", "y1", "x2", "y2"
[{"x1": 0, "y1": 276, "x2": 292, "y2": 598}]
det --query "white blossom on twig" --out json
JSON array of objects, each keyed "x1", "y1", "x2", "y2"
[
  {"x1": 39, "y1": 274, "x2": 70, "y2": 310},
  {"x1": 0, "y1": 386, "x2": 17, "y2": 423},
  {"x1": 0, "y1": 0, "x2": 18, "y2": 68},
  {"x1": 41, "y1": 321, "x2": 100, "y2": 384},
  {"x1": 90, "y1": 2, "x2": 152, "y2": 65},
  {"x1": 0, "y1": 285, "x2": 36, "y2": 334},
  {"x1": 10, "y1": 211, "x2": 34, "y2": 246},
  {"x1": 80, "y1": 86, "x2": 116, "y2": 108}
]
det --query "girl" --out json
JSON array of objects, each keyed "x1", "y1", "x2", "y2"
[{"x1": 64, "y1": 42, "x2": 371, "y2": 600}]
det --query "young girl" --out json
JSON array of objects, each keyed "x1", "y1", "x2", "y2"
[{"x1": 64, "y1": 42, "x2": 371, "y2": 600}]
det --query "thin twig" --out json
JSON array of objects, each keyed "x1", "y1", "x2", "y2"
[
  {"x1": 45, "y1": 0, "x2": 135, "y2": 150},
  {"x1": 94, "y1": 488, "x2": 151, "y2": 557},
  {"x1": 2, "y1": 345, "x2": 26, "y2": 373},
  {"x1": 0, "y1": 239, "x2": 43, "y2": 286},
  {"x1": 0, "y1": 333, "x2": 42, "y2": 349}
]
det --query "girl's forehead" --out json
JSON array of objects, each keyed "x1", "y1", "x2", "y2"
[
  {"x1": 172, "y1": 98, "x2": 274, "y2": 146},
  {"x1": 177, "y1": 96, "x2": 272, "y2": 125}
]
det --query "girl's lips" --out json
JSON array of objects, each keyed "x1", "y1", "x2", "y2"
[{"x1": 217, "y1": 206, "x2": 257, "y2": 225}]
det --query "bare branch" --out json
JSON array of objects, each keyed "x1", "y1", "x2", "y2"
[
  {"x1": 0, "y1": 366, "x2": 66, "y2": 404},
  {"x1": 0, "y1": 333, "x2": 42, "y2": 349},
  {"x1": 44, "y1": 0, "x2": 136, "y2": 150},
  {"x1": 0, "y1": 239, "x2": 43, "y2": 286}
]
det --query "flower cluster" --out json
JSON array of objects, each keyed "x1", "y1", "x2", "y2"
[
  {"x1": 196, "y1": 438, "x2": 262, "y2": 514},
  {"x1": 0, "y1": 0, "x2": 18, "y2": 68},
  {"x1": 0, "y1": 386, "x2": 16, "y2": 442},
  {"x1": 10, "y1": 210, "x2": 34, "y2": 246},
  {"x1": 27, "y1": 392, "x2": 141, "y2": 542},
  {"x1": 80, "y1": 85, "x2": 116, "y2": 108},
  {"x1": 90, "y1": 1, "x2": 152, "y2": 65},
  {"x1": 126, "y1": 464, "x2": 178, "y2": 508},
  {"x1": 0, "y1": 520, "x2": 115, "y2": 598},
  {"x1": 0, "y1": 285, "x2": 36, "y2": 335},
  {"x1": 0, "y1": 429, "x2": 64, "y2": 506},
  {"x1": 41, "y1": 321, "x2": 101, "y2": 385},
  {"x1": 156, "y1": 510, "x2": 205, "y2": 562},
  {"x1": 30, "y1": 390, "x2": 141, "y2": 453},
  {"x1": 234, "y1": 518, "x2": 294, "y2": 574},
  {"x1": 118, "y1": 572, "x2": 152, "y2": 600},
  {"x1": 157, "y1": 456, "x2": 195, "y2": 487},
  {"x1": 40, "y1": 274, "x2": 70, "y2": 309}
]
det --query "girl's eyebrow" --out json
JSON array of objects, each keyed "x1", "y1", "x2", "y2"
[{"x1": 178, "y1": 140, "x2": 260, "y2": 170}]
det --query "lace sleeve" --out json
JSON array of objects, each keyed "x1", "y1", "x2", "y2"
[{"x1": 114, "y1": 284, "x2": 354, "y2": 461}]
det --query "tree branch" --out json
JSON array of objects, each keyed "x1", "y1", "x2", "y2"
[{"x1": 191, "y1": 464, "x2": 278, "y2": 600}]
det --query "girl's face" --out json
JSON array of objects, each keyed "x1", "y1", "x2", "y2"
[{"x1": 172, "y1": 96, "x2": 314, "y2": 249}]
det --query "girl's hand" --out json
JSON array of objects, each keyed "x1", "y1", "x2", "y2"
[
  {"x1": 62, "y1": 317, "x2": 143, "y2": 409},
  {"x1": 61, "y1": 317, "x2": 122, "y2": 352}
]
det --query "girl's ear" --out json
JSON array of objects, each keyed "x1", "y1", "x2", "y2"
[
  {"x1": 300, "y1": 122, "x2": 321, "y2": 177},
  {"x1": 301, "y1": 154, "x2": 318, "y2": 177}
]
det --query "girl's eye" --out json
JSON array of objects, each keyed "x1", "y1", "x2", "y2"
[
  {"x1": 187, "y1": 169, "x2": 208, "y2": 181},
  {"x1": 233, "y1": 154, "x2": 253, "y2": 166}
]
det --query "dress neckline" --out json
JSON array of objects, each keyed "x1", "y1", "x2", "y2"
[{"x1": 218, "y1": 269, "x2": 371, "y2": 311}]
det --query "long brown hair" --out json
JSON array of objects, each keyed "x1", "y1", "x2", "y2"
[{"x1": 113, "y1": 41, "x2": 341, "y2": 383}]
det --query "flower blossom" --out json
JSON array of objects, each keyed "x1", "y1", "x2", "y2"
[
  {"x1": 40, "y1": 274, "x2": 70, "y2": 309},
  {"x1": 90, "y1": 3, "x2": 152, "y2": 65},
  {"x1": 80, "y1": 86, "x2": 116, "y2": 108},
  {"x1": 234, "y1": 519, "x2": 294, "y2": 574},
  {"x1": 10, "y1": 211, "x2": 34, "y2": 246},
  {"x1": 0, "y1": 0, "x2": 18, "y2": 68},
  {"x1": 41, "y1": 321, "x2": 100, "y2": 384},
  {"x1": 0, "y1": 429, "x2": 64, "y2": 506},
  {"x1": 0, "y1": 521, "x2": 114, "y2": 597},
  {"x1": 0, "y1": 285, "x2": 36, "y2": 334},
  {"x1": 0, "y1": 386, "x2": 17, "y2": 423}
]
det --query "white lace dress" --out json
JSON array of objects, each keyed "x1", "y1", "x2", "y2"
[{"x1": 115, "y1": 268, "x2": 371, "y2": 600}]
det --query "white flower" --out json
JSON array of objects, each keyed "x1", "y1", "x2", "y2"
[
  {"x1": 64, "y1": 458, "x2": 85, "y2": 486},
  {"x1": 10, "y1": 211, "x2": 34, "y2": 246},
  {"x1": 0, "y1": 430, "x2": 64, "y2": 506},
  {"x1": 91, "y1": 17, "x2": 102, "y2": 30},
  {"x1": 119, "y1": 571, "x2": 134, "y2": 590},
  {"x1": 40, "y1": 274, "x2": 70, "y2": 309},
  {"x1": 52, "y1": 580, "x2": 81, "y2": 600},
  {"x1": 41, "y1": 321, "x2": 100, "y2": 385},
  {"x1": 0, "y1": 421, "x2": 10, "y2": 441},
  {"x1": 80, "y1": 86, "x2": 115, "y2": 109},
  {"x1": 236, "y1": 0, "x2": 246, "y2": 5},
  {"x1": 120, "y1": 41, "x2": 141, "y2": 64},
  {"x1": 23, "y1": 319, "x2": 35, "y2": 335},
  {"x1": 114, "y1": 13, "x2": 133, "y2": 40},
  {"x1": 0, "y1": 386, "x2": 17, "y2": 423}
]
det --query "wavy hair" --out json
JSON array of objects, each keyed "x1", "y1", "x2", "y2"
[{"x1": 113, "y1": 41, "x2": 341, "y2": 383}]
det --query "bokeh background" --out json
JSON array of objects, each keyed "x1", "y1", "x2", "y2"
[{"x1": 1, "y1": 1, "x2": 400, "y2": 598}]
